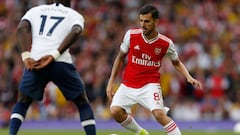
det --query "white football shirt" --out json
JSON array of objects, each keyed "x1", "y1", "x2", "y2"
[{"x1": 21, "y1": 3, "x2": 84, "y2": 63}]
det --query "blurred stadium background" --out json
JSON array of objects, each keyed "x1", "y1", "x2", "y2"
[{"x1": 0, "y1": 0, "x2": 240, "y2": 134}]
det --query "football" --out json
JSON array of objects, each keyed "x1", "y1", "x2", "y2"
[{"x1": 233, "y1": 122, "x2": 240, "y2": 133}]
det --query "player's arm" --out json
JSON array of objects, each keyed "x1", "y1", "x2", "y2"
[
  {"x1": 17, "y1": 20, "x2": 39, "y2": 71},
  {"x1": 49, "y1": 24, "x2": 82, "y2": 60},
  {"x1": 35, "y1": 25, "x2": 82, "y2": 69},
  {"x1": 167, "y1": 40, "x2": 202, "y2": 89},
  {"x1": 108, "y1": 50, "x2": 127, "y2": 83},
  {"x1": 17, "y1": 20, "x2": 32, "y2": 53},
  {"x1": 57, "y1": 25, "x2": 82, "y2": 54},
  {"x1": 171, "y1": 58, "x2": 202, "y2": 89},
  {"x1": 106, "y1": 50, "x2": 127, "y2": 101},
  {"x1": 106, "y1": 30, "x2": 130, "y2": 101}
]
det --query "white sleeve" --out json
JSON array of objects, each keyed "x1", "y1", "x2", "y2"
[
  {"x1": 70, "y1": 11, "x2": 84, "y2": 30},
  {"x1": 120, "y1": 30, "x2": 130, "y2": 53},
  {"x1": 167, "y1": 41, "x2": 179, "y2": 60}
]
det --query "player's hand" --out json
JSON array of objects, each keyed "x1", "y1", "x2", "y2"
[
  {"x1": 187, "y1": 77, "x2": 203, "y2": 90},
  {"x1": 106, "y1": 82, "x2": 115, "y2": 102},
  {"x1": 23, "y1": 58, "x2": 40, "y2": 71},
  {"x1": 34, "y1": 55, "x2": 54, "y2": 70}
]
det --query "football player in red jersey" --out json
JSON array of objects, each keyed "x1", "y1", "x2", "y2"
[{"x1": 106, "y1": 4, "x2": 202, "y2": 135}]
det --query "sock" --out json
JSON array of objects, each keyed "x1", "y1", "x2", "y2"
[
  {"x1": 76, "y1": 103, "x2": 96, "y2": 135},
  {"x1": 120, "y1": 115, "x2": 143, "y2": 134},
  {"x1": 163, "y1": 120, "x2": 181, "y2": 135},
  {"x1": 9, "y1": 102, "x2": 30, "y2": 135}
]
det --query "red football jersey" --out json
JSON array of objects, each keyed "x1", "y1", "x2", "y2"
[{"x1": 121, "y1": 28, "x2": 178, "y2": 88}]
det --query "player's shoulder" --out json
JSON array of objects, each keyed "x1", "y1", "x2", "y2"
[
  {"x1": 60, "y1": 4, "x2": 83, "y2": 18},
  {"x1": 25, "y1": 4, "x2": 50, "y2": 14},
  {"x1": 128, "y1": 28, "x2": 142, "y2": 34},
  {"x1": 27, "y1": 3, "x2": 79, "y2": 14},
  {"x1": 158, "y1": 33, "x2": 173, "y2": 44}
]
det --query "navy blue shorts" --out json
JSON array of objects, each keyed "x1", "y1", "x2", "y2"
[{"x1": 19, "y1": 62, "x2": 85, "y2": 101}]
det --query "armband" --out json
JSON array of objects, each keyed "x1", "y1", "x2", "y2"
[
  {"x1": 21, "y1": 51, "x2": 30, "y2": 61},
  {"x1": 51, "y1": 50, "x2": 60, "y2": 60}
]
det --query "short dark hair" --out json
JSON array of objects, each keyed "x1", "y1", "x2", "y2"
[
  {"x1": 54, "y1": 0, "x2": 71, "y2": 7},
  {"x1": 139, "y1": 4, "x2": 159, "y2": 19}
]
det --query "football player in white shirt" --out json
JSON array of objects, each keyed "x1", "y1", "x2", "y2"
[
  {"x1": 9, "y1": 1, "x2": 96, "y2": 135},
  {"x1": 106, "y1": 4, "x2": 202, "y2": 135}
]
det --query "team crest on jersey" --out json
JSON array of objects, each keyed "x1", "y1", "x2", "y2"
[
  {"x1": 134, "y1": 45, "x2": 140, "y2": 50},
  {"x1": 154, "y1": 48, "x2": 161, "y2": 55}
]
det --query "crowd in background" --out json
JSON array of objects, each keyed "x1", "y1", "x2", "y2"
[{"x1": 1, "y1": 0, "x2": 240, "y2": 127}]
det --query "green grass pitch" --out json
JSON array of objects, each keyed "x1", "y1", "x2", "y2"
[{"x1": 0, "y1": 129, "x2": 238, "y2": 135}]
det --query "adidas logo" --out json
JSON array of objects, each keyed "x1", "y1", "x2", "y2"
[{"x1": 134, "y1": 45, "x2": 140, "y2": 50}]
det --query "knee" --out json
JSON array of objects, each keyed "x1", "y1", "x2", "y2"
[
  {"x1": 110, "y1": 106, "x2": 123, "y2": 117},
  {"x1": 152, "y1": 109, "x2": 169, "y2": 124},
  {"x1": 73, "y1": 93, "x2": 89, "y2": 106},
  {"x1": 110, "y1": 106, "x2": 127, "y2": 123}
]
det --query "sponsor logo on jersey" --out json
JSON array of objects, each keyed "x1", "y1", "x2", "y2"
[{"x1": 132, "y1": 53, "x2": 161, "y2": 67}]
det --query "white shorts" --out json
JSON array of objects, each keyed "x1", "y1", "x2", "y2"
[{"x1": 111, "y1": 83, "x2": 168, "y2": 113}]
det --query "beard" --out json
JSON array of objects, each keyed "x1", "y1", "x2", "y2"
[{"x1": 143, "y1": 28, "x2": 154, "y2": 36}]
